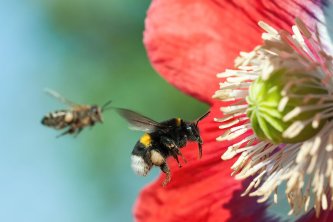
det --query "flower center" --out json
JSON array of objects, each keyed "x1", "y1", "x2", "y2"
[
  {"x1": 247, "y1": 69, "x2": 329, "y2": 143},
  {"x1": 214, "y1": 18, "x2": 333, "y2": 217}
]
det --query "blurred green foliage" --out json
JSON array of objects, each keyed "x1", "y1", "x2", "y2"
[{"x1": 36, "y1": 0, "x2": 208, "y2": 221}]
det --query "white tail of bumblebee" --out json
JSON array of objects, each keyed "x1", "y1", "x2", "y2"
[{"x1": 131, "y1": 155, "x2": 150, "y2": 176}]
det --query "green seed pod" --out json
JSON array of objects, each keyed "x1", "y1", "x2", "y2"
[{"x1": 247, "y1": 69, "x2": 328, "y2": 144}]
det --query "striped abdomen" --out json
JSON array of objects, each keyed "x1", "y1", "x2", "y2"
[
  {"x1": 131, "y1": 134, "x2": 153, "y2": 176},
  {"x1": 41, "y1": 110, "x2": 74, "y2": 129}
]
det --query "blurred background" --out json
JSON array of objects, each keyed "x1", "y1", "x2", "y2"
[
  {"x1": 0, "y1": 0, "x2": 207, "y2": 221},
  {"x1": 2, "y1": 1, "x2": 333, "y2": 222}
]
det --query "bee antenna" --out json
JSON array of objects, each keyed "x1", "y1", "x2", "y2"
[
  {"x1": 101, "y1": 100, "x2": 113, "y2": 112},
  {"x1": 195, "y1": 111, "x2": 210, "y2": 126}
]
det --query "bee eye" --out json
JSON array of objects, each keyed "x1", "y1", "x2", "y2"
[{"x1": 90, "y1": 107, "x2": 99, "y2": 116}]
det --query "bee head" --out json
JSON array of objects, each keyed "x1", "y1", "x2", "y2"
[
  {"x1": 90, "y1": 100, "x2": 112, "y2": 123},
  {"x1": 185, "y1": 111, "x2": 210, "y2": 144},
  {"x1": 185, "y1": 122, "x2": 202, "y2": 143},
  {"x1": 90, "y1": 105, "x2": 103, "y2": 123}
]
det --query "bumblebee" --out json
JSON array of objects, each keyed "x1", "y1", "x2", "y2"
[
  {"x1": 41, "y1": 89, "x2": 112, "y2": 137},
  {"x1": 117, "y1": 108, "x2": 210, "y2": 186}
]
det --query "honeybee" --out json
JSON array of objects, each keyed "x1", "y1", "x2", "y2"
[
  {"x1": 41, "y1": 89, "x2": 112, "y2": 137},
  {"x1": 117, "y1": 108, "x2": 210, "y2": 186}
]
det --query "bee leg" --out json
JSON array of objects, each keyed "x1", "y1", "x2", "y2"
[
  {"x1": 160, "y1": 163, "x2": 171, "y2": 187},
  {"x1": 176, "y1": 149, "x2": 187, "y2": 164},
  {"x1": 74, "y1": 128, "x2": 83, "y2": 137},
  {"x1": 171, "y1": 151, "x2": 182, "y2": 168},
  {"x1": 169, "y1": 147, "x2": 187, "y2": 166},
  {"x1": 161, "y1": 136, "x2": 188, "y2": 165},
  {"x1": 178, "y1": 136, "x2": 187, "y2": 148},
  {"x1": 56, "y1": 127, "x2": 74, "y2": 138},
  {"x1": 56, "y1": 132, "x2": 67, "y2": 138},
  {"x1": 198, "y1": 143, "x2": 202, "y2": 159},
  {"x1": 160, "y1": 136, "x2": 177, "y2": 149},
  {"x1": 161, "y1": 136, "x2": 188, "y2": 162}
]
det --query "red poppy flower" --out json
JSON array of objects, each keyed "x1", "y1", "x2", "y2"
[{"x1": 134, "y1": 0, "x2": 333, "y2": 221}]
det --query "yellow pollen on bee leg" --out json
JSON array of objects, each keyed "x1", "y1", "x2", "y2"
[
  {"x1": 140, "y1": 133, "x2": 152, "y2": 147},
  {"x1": 64, "y1": 112, "x2": 74, "y2": 122},
  {"x1": 150, "y1": 150, "x2": 165, "y2": 165}
]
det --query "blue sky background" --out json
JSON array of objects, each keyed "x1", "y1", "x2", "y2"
[{"x1": 0, "y1": 1, "x2": 207, "y2": 221}]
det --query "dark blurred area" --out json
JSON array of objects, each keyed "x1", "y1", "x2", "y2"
[{"x1": 0, "y1": 0, "x2": 207, "y2": 221}]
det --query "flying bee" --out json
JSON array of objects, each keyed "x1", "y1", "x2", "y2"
[
  {"x1": 41, "y1": 89, "x2": 112, "y2": 137},
  {"x1": 117, "y1": 108, "x2": 210, "y2": 186}
]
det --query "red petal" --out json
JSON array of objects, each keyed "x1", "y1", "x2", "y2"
[
  {"x1": 298, "y1": 210, "x2": 333, "y2": 222},
  {"x1": 133, "y1": 105, "x2": 275, "y2": 221},
  {"x1": 139, "y1": 0, "x2": 327, "y2": 220},
  {"x1": 144, "y1": 0, "x2": 324, "y2": 104}
]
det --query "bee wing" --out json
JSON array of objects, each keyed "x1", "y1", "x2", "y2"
[
  {"x1": 116, "y1": 108, "x2": 168, "y2": 133},
  {"x1": 44, "y1": 88, "x2": 79, "y2": 107}
]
